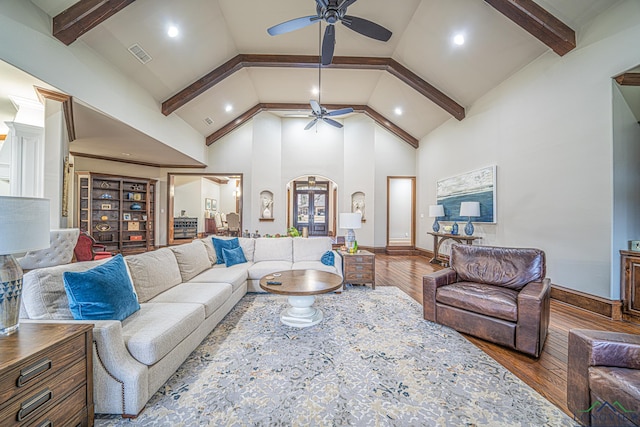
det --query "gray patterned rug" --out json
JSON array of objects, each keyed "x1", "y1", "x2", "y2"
[{"x1": 96, "y1": 286, "x2": 572, "y2": 426}]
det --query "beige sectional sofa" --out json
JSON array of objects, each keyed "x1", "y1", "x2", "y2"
[{"x1": 19, "y1": 236, "x2": 341, "y2": 417}]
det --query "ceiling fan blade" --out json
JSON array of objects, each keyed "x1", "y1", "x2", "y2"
[
  {"x1": 310, "y1": 99, "x2": 322, "y2": 115},
  {"x1": 338, "y1": 0, "x2": 358, "y2": 10},
  {"x1": 341, "y1": 15, "x2": 392, "y2": 41},
  {"x1": 322, "y1": 117, "x2": 343, "y2": 128},
  {"x1": 316, "y1": 0, "x2": 329, "y2": 8},
  {"x1": 321, "y1": 25, "x2": 336, "y2": 66},
  {"x1": 267, "y1": 15, "x2": 319, "y2": 36},
  {"x1": 326, "y1": 107, "x2": 354, "y2": 117},
  {"x1": 305, "y1": 118, "x2": 319, "y2": 130}
]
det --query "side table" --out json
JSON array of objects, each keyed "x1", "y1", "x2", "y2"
[
  {"x1": 427, "y1": 232, "x2": 481, "y2": 265},
  {"x1": 0, "y1": 323, "x2": 94, "y2": 426},
  {"x1": 340, "y1": 250, "x2": 376, "y2": 289}
]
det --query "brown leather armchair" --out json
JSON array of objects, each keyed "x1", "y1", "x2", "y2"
[
  {"x1": 567, "y1": 329, "x2": 640, "y2": 426},
  {"x1": 423, "y1": 244, "x2": 550, "y2": 357}
]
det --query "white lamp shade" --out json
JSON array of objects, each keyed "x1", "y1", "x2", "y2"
[
  {"x1": 339, "y1": 212, "x2": 362, "y2": 229},
  {"x1": 459, "y1": 201, "x2": 480, "y2": 217},
  {"x1": 0, "y1": 197, "x2": 50, "y2": 254},
  {"x1": 429, "y1": 205, "x2": 444, "y2": 217}
]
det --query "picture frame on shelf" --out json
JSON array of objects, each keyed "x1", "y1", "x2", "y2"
[
  {"x1": 123, "y1": 213, "x2": 131, "y2": 221},
  {"x1": 128, "y1": 221, "x2": 140, "y2": 231},
  {"x1": 101, "y1": 203, "x2": 112, "y2": 210},
  {"x1": 142, "y1": 214, "x2": 147, "y2": 221}
]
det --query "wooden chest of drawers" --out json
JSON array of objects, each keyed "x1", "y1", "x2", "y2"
[
  {"x1": 0, "y1": 323, "x2": 93, "y2": 426},
  {"x1": 341, "y1": 250, "x2": 376, "y2": 289}
]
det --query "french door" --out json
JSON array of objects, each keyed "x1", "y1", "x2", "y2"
[{"x1": 293, "y1": 181, "x2": 328, "y2": 236}]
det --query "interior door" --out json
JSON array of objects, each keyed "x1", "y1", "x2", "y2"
[
  {"x1": 293, "y1": 181, "x2": 328, "y2": 236},
  {"x1": 387, "y1": 176, "x2": 416, "y2": 247}
]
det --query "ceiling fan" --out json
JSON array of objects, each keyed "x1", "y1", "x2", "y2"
[
  {"x1": 302, "y1": 23, "x2": 354, "y2": 130},
  {"x1": 267, "y1": 0, "x2": 392, "y2": 66}
]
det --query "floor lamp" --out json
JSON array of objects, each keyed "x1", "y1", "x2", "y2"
[
  {"x1": 339, "y1": 212, "x2": 362, "y2": 252},
  {"x1": 0, "y1": 196, "x2": 50, "y2": 335}
]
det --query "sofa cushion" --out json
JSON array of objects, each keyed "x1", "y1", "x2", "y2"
[
  {"x1": 254, "y1": 237, "x2": 293, "y2": 262},
  {"x1": 450, "y1": 244, "x2": 545, "y2": 291},
  {"x1": 21, "y1": 258, "x2": 114, "y2": 320},
  {"x1": 63, "y1": 255, "x2": 140, "y2": 321},
  {"x1": 188, "y1": 262, "x2": 251, "y2": 293},
  {"x1": 148, "y1": 282, "x2": 232, "y2": 318},
  {"x1": 170, "y1": 241, "x2": 211, "y2": 282},
  {"x1": 239, "y1": 238, "x2": 255, "y2": 262},
  {"x1": 436, "y1": 282, "x2": 519, "y2": 322},
  {"x1": 213, "y1": 237, "x2": 239, "y2": 264},
  {"x1": 292, "y1": 261, "x2": 340, "y2": 275},
  {"x1": 223, "y1": 246, "x2": 247, "y2": 267},
  {"x1": 589, "y1": 366, "x2": 640, "y2": 425},
  {"x1": 248, "y1": 261, "x2": 293, "y2": 280},
  {"x1": 198, "y1": 237, "x2": 217, "y2": 265},
  {"x1": 122, "y1": 302, "x2": 204, "y2": 365},
  {"x1": 293, "y1": 237, "x2": 332, "y2": 262},
  {"x1": 126, "y1": 248, "x2": 183, "y2": 303}
]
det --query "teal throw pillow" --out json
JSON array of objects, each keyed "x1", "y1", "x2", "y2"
[
  {"x1": 213, "y1": 237, "x2": 239, "y2": 264},
  {"x1": 63, "y1": 254, "x2": 140, "y2": 321},
  {"x1": 321, "y1": 250, "x2": 334, "y2": 266},
  {"x1": 222, "y1": 246, "x2": 247, "y2": 267}
]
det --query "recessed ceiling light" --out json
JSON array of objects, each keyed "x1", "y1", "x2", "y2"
[
  {"x1": 311, "y1": 86, "x2": 319, "y2": 95},
  {"x1": 394, "y1": 107, "x2": 403, "y2": 116},
  {"x1": 121, "y1": 152, "x2": 131, "y2": 156},
  {"x1": 225, "y1": 104, "x2": 233, "y2": 113},
  {"x1": 167, "y1": 26, "x2": 179, "y2": 38},
  {"x1": 453, "y1": 34, "x2": 465, "y2": 46}
]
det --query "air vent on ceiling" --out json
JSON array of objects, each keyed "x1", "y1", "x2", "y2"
[
  {"x1": 128, "y1": 43, "x2": 152, "y2": 64},
  {"x1": 204, "y1": 117, "x2": 214, "y2": 126}
]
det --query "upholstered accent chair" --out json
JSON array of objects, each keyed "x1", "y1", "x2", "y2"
[
  {"x1": 226, "y1": 212, "x2": 240, "y2": 236},
  {"x1": 567, "y1": 329, "x2": 640, "y2": 426},
  {"x1": 423, "y1": 244, "x2": 551, "y2": 358},
  {"x1": 73, "y1": 231, "x2": 113, "y2": 262},
  {"x1": 18, "y1": 228, "x2": 80, "y2": 270}
]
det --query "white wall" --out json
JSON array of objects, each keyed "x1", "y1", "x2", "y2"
[
  {"x1": 0, "y1": 0, "x2": 206, "y2": 165},
  {"x1": 416, "y1": 1, "x2": 640, "y2": 299},
  {"x1": 207, "y1": 112, "x2": 415, "y2": 246}
]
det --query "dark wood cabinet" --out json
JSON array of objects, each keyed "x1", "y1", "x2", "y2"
[
  {"x1": 174, "y1": 217, "x2": 198, "y2": 239},
  {"x1": 621, "y1": 250, "x2": 640, "y2": 323},
  {"x1": 340, "y1": 250, "x2": 376, "y2": 289},
  {"x1": 77, "y1": 172, "x2": 156, "y2": 254},
  {"x1": 0, "y1": 323, "x2": 93, "y2": 426}
]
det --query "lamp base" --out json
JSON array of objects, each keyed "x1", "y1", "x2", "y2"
[
  {"x1": 464, "y1": 218, "x2": 475, "y2": 236},
  {"x1": 432, "y1": 219, "x2": 440, "y2": 233},
  {"x1": 0, "y1": 254, "x2": 23, "y2": 336},
  {"x1": 345, "y1": 229, "x2": 356, "y2": 251}
]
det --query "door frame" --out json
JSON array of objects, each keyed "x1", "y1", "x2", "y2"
[
  {"x1": 292, "y1": 180, "x2": 329, "y2": 236},
  {"x1": 386, "y1": 176, "x2": 416, "y2": 249}
]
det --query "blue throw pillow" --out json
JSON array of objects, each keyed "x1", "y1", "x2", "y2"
[
  {"x1": 213, "y1": 237, "x2": 239, "y2": 264},
  {"x1": 321, "y1": 250, "x2": 334, "y2": 266},
  {"x1": 63, "y1": 254, "x2": 140, "y2": 321},
  {"x1": 222, "y1": 246, "x2": 247, "y2": 267}
]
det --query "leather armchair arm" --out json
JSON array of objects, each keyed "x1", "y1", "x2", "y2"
[
  {"x1": 567, "y1": 329, "x2": 640, "y2": 425},
  {"x1": 423, "y1": 268, "x2": 457, "y2": 322},
  {"x1": 515, "y1": 278, "x2": 551, "y2": 357}
]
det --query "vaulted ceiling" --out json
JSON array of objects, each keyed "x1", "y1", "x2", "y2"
[{"x1": 20, "y1": 0, "x2": 624, "y2": 166}]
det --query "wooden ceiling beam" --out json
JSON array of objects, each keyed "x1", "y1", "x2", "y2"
[
  {"x1": 162, "y1": 54, "x2": 464, "y2": 121},
  {"x1": 615, "y1": 73, "x2": 640, "y2": 86},
  {"x1": 53, "y1": 0, "x2": 137, "y2": 45},
  {"x1": 206, "y1": 103, "x2": 419, "y2": 148},
  {"x1": 484, "y1": 0, "x2": 575, "y2": 56}
]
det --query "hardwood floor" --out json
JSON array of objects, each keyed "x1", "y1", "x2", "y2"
[{"x1": 374, "y1": 253, "x2": 640, "y2": 417}]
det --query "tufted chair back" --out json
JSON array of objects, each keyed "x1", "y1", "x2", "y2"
[{"x1": 18, "y1": 228, "x2": 80, "y2": 270}]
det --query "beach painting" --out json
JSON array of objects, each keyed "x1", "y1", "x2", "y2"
[{"x1": 436, "y1": 165, "x2": 496, "y2": 223}]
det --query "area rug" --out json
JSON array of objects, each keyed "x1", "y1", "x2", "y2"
[{"x1": 96, "y1": 286, "x2": 572, "y2": 426}]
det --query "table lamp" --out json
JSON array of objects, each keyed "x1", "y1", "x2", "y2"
[
  {"x1": 0, "y1": 196, "x2": 50, "y2": 335},
  {"x1": 339, "y1": 212, "x2": 362, "y2": 252},
  {"x1": 459, "y1": 201, "x2": 480, "y2": 236},
  {"x1": 429, "y1": 205, "x2": 444, "y2": 232}
]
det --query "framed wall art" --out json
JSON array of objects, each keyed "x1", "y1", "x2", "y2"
[{"x1": 436, "y1": 165, "x2": 496, "y2": 223}]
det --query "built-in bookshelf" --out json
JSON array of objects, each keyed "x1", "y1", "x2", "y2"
[{"x1": 77, "y1": 172, "x2": 156, "y2": 254}]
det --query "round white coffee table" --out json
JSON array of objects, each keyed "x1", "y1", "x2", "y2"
[{"x1": 260, "y1": 270, "x2": 342, "y2": 327}]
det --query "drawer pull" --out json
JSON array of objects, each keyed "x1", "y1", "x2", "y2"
[
  {"x1": 18, "y1": 358, "x2": 52, "y2": 387},
  {"x1": 356, "y1": 274, "x2": 363, "y2": 278},
  {"x1": 18, "y1": 388, "x2": 53, "y2": 421},
  {"x1": 355, "y1": 266, "x2": 363, "y2": 270},
  {"x1": 35, "y1": 420, "x2": 52, "y2": 427}
]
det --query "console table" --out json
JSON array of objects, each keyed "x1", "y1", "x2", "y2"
[{"x1": 427, "y1": 232, "x2": 481, "y2": 265}]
